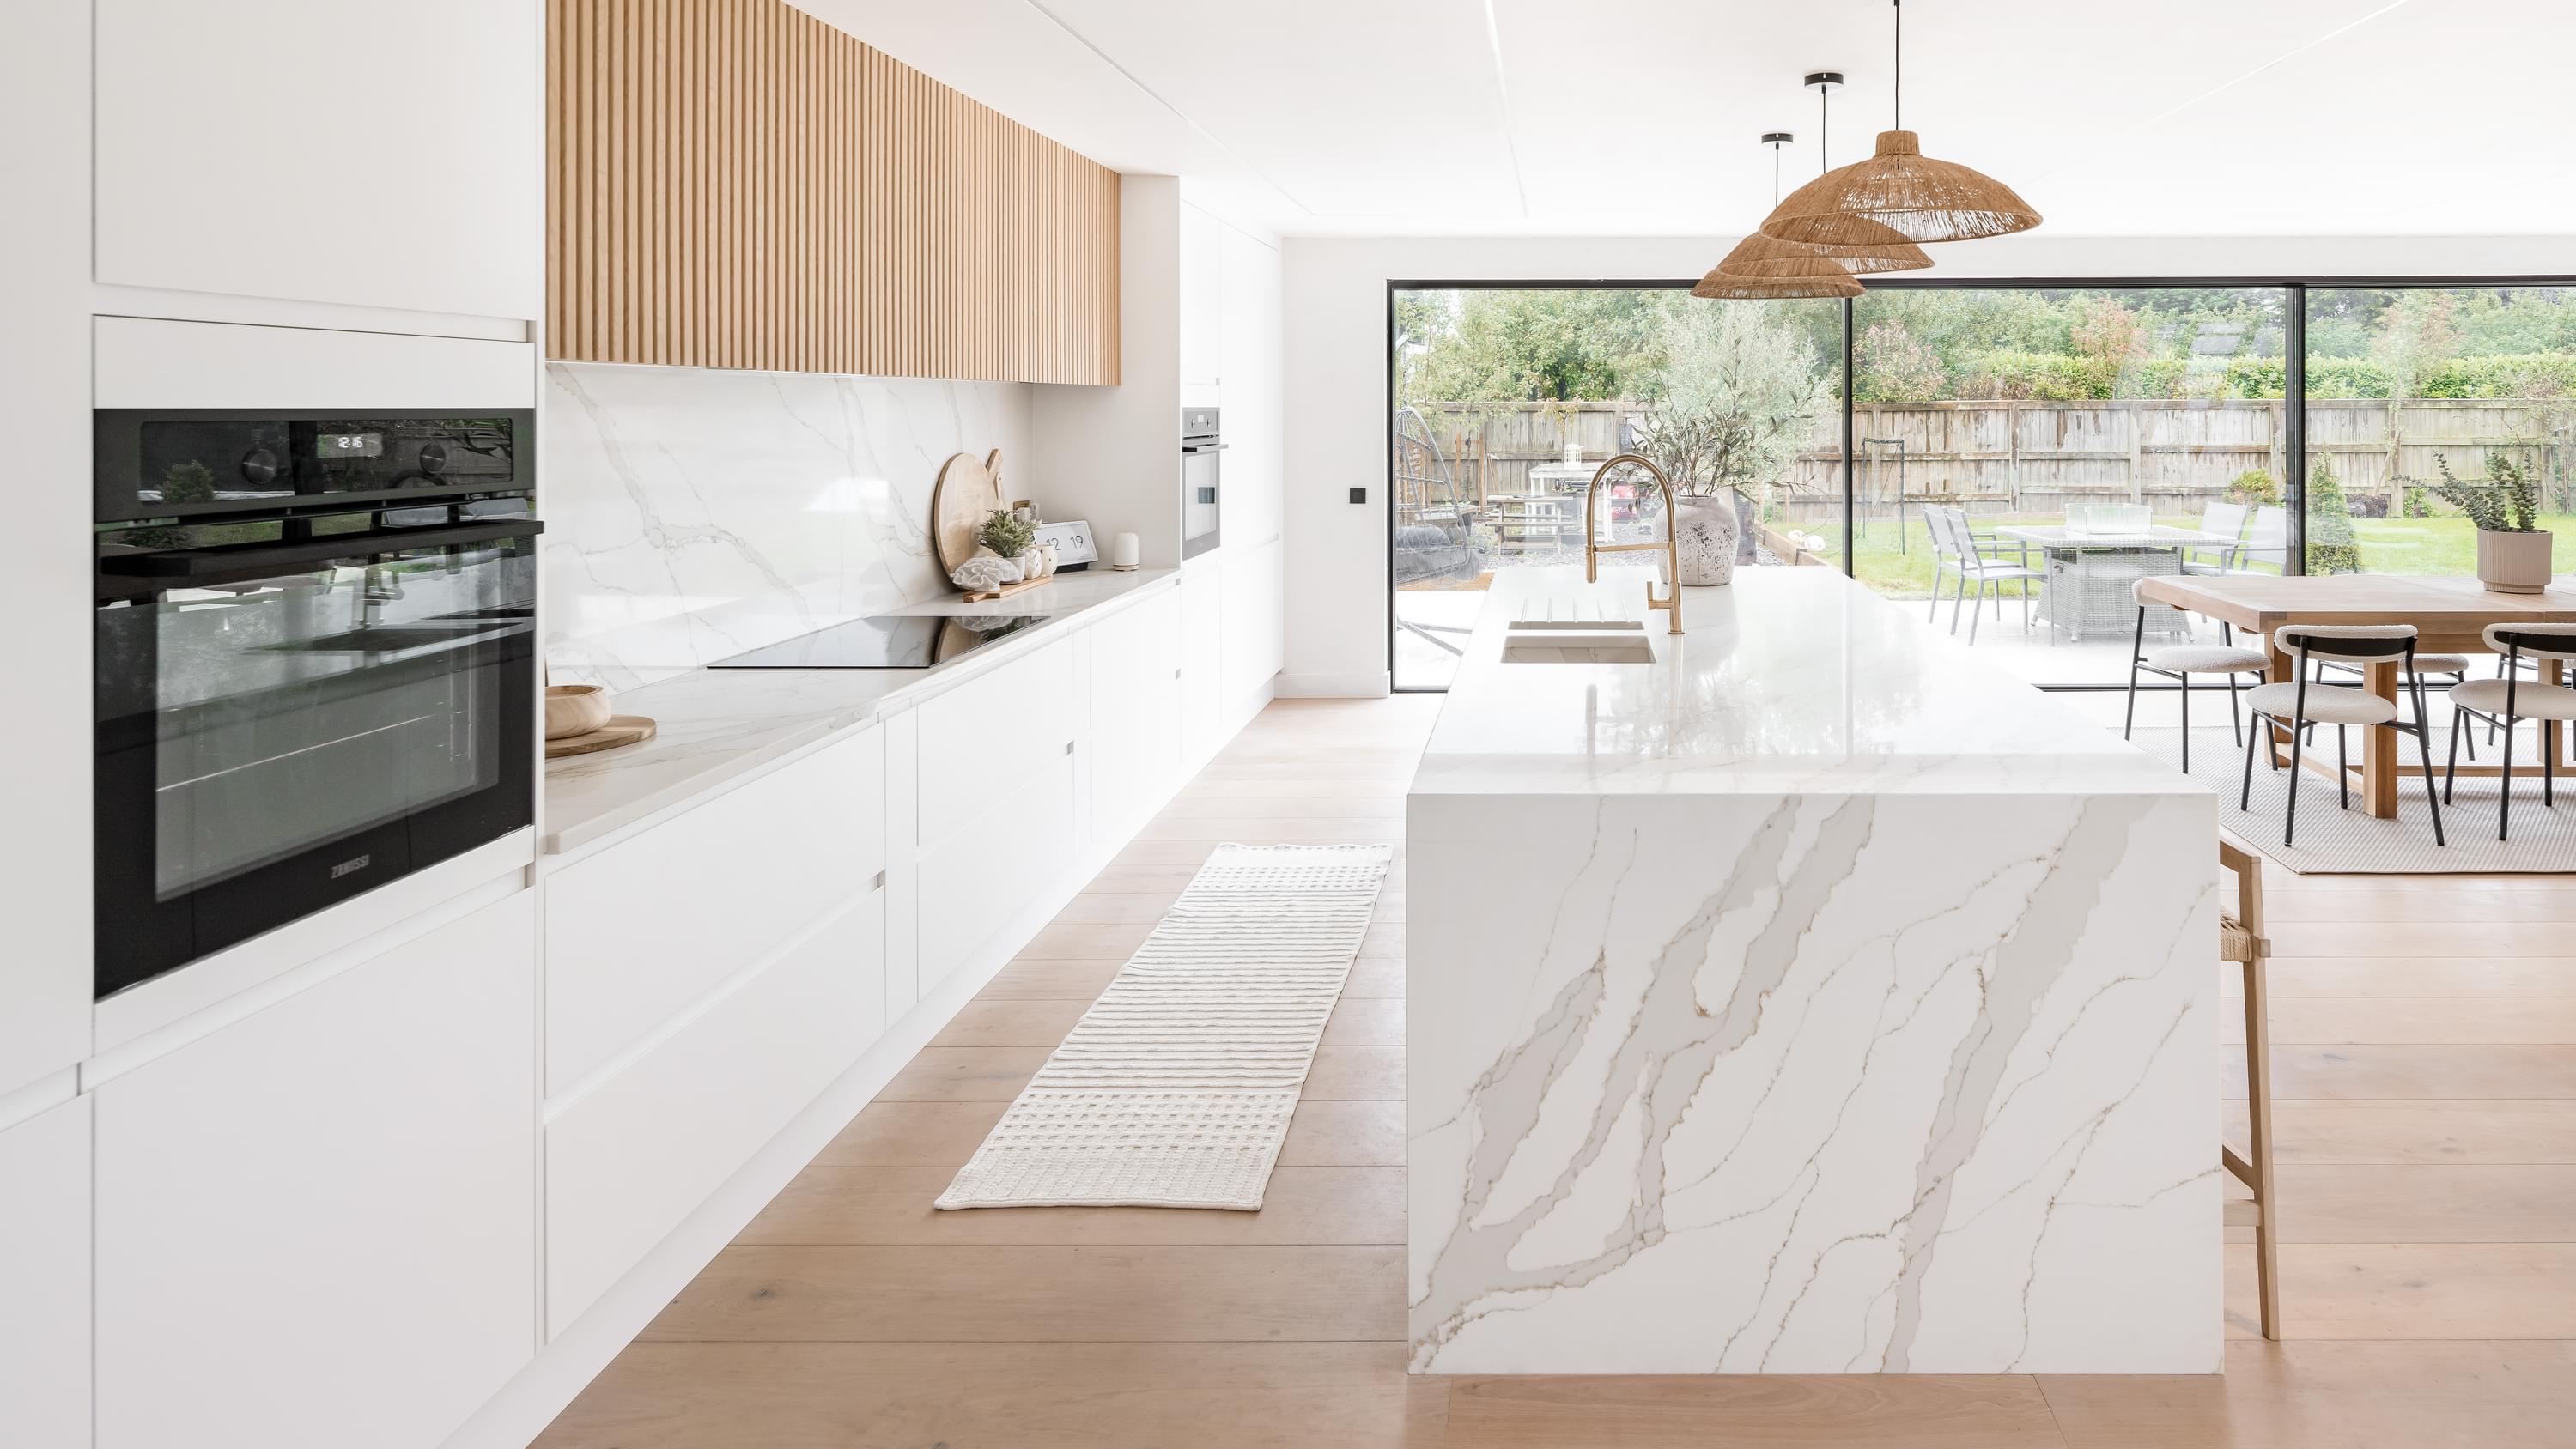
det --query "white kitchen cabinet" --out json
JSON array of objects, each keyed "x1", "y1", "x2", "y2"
[
  {"x1": 1218, "y1": 224, "x2": 1285, "y2": 551},
  {"x1": 94, "y1": 0, "x2": 541, "y2": 321},
  {"x1": 94, "y1": 892, "x2": 538, "y2": 1449},
  {"x1": 1179, "y1": 203, "x2": 1224, "y2": 387},
  {"x1": 546, "y1": 886, "x2": 885, "y2": 1336},
  {"x1": 0, "y1": 1095, "x2": 90, "y2": 1449},
  {"x1": 1180, "y1": 567, "x2": 1226, "y2": 761},
  {"x1": 1224, "y1": 537, "x2": 1287, "y2": 705},
  {"x1": 1089, "y1": 588, "x2": 1184, "y2": 845},
  {"x1": 917, "y1": 639, "x2": 1078, "y2": 844},
  {"x1": 919, "y1": 750, "x2": 1078, "y2": 993},
  {"x1": 546, "y1": 724, "x2": 885, "y2": 1096}
]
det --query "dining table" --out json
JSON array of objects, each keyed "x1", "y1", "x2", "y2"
[{"x1": 2137, "y1": 573, "x2": 2576, "y2": 818}]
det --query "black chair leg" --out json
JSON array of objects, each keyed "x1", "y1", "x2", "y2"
[
  {"x1": 2445, "y1": 712, "x2": 2464, "y2": 804},
  {"x1": 2228, "y1": 675, "x2": 2245, "y2": 748},
  {"x1": 2241, "y1": 709, "x2": 2263, "y2": 810},
  {"x1": 2548, "y1": 722, "x2": 2558, "y2": 809},
  {"x1": 2500, "y1": 712, "x2": 2516, "y2": 842},
  {"x1": 2412, "y1": 687, "x2": 2446, "y2": 848},
  {"x1": 2124, "y1": 608, "x2": 2145, "y2": 741},
  {"x1": 2180, "y1": 675, "x2": 2192, "y2": 773},
  {"x1": 2285, "y1": 721, "x2": 2305, "y2": 847},
  {"x1": 2336, "y1": 725, "x2": 2348, "y2": 810}
]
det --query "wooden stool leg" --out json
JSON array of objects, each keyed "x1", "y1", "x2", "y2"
[{"x1": 2244, "y1": 955, "x2": 2281, "y2": 1342}]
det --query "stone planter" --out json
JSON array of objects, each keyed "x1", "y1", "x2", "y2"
[
  {"x1": 1673, "y1": 494, "x2": 1741, "y2": 587},
  {"x1": 2476, "y1": 528, "x2": 2554, "y2": 595}
]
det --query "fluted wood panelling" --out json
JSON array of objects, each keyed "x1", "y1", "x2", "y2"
[{"x1": 547, "y1": 0, "x2": 1120, "y2": 383}]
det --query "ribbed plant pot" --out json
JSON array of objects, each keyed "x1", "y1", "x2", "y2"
[
  {"x1": 2476, "y1": 529, "x2": 2554, "y2": 595},
  {"x1": 1674, "y1": 494, "x2": 1740, "y2": 587}
]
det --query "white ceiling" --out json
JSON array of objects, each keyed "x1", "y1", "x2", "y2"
[{"x1": 801, "y1": 0, "x2": 2576, "y2": 239}]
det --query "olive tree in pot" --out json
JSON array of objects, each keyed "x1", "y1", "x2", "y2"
[
  {"x1": 1628, "y1": 306, "x2": 1828, "y2": 586},
  {"x1": 2431, "y1": 452, "x2": 2552, "y2": 594}
]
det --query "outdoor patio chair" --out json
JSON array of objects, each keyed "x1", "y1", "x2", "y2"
[
  {"x1": 2444, "y1": 623, "x2": 2576, "y2": 841},
  {"x1": 1925, "y1": 505, "x2": 2039, "y2": 644},
  {"x1": 2240, "y1": 625, "x2": 2446, "y2": 848},
  {"x1": 2123, "y1": 580, "x2": 2268, "y2": 772},
  {"x1": 2180, "y1": 500, "x2": 2251, "y2": 575},
  {"x1": 2227, "y1": 506, "x2": 2288, "y2": 573}
]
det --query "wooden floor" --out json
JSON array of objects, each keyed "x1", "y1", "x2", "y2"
[{"x1": 535, "y1": 696, "x2": 2576, "y2": 1448}]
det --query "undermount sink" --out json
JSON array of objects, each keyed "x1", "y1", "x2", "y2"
[{"x1": 1500, "y1": 619, "x2": 1656, "y2": 664}]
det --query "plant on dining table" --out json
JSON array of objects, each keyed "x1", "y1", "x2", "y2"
[{"x1": 2429, "y1": 451, "x2": 2543, "y2": 532}]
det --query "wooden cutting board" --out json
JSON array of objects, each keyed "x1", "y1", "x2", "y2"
[
  {"x1": 544, "y1": 716, "x2": 657, "y2": 759},
  {"x1": 931, "y1": 449, "x2": 1005, "y2": 574}
]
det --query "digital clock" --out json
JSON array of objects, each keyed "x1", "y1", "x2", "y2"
[{"x1": 317, "y1": 433, "x2": 384, "y2": 459}]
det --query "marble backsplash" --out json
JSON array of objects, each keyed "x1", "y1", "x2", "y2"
[{"x1": 541, "y1": 361, "x2": 1030, "y2": 688}]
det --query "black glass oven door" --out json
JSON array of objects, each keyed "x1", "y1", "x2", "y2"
[{"x1": 94, "y1": 530, "x2": 537, "y2": 997}]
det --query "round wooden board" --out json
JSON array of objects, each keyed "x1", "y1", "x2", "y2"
[
  {"x1": 930, "y1": 448, "x2": 1005, "y2": 575},
  {"x1": 544, "y1": 716, "x2": 658, "y2": 759}
]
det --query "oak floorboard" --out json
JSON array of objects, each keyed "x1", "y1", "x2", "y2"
[
  {"x1": 1051, "y1": 891, "x2": 1184, "y2": 923},
  {"x1": 1133, "y1": 816, "x2": 1406, "y2": 842},
  {"x1": 1303, "y1": 1046, "x2": 1404, "y2": 1100},
  {"x1": 1018, "y1": 918, "x2": 1157, "y2": 958},
  {"x1": 2227, "y1": 1099, "x2": 2576, "y2": 1164},
  {"x1": 1441, "y1": 1374, "x2": 2068, "y2": 1449},
  {"x1": 1344, "y1": 955, "x2": 1406, "y2": 998},
  {"x1": 1323, "y1": 996, "x2": 1406, "y2": 1047},
  {"x1": 2237, "y1": 1164, "x2": 2576, "y2": 1241},
  {"x1": 2264, "y1": 887, "x2": 2576, "y2": 924},
  {"x1": 2269, "y1": 921, "x2": 2576, "y2": 958},
  {"x1": 1157, "y1": 795, "x2": 1411, "y2": 820},
  {"x1": 2225, "y1": 1044, "x2": 2576, "y2": 1100},
  {"x1": 738, "y1": 1166, "x2": 1404, "y2": 1246},
  {"x1": 1080, "y1": 864, "x2": 1204, "y2": 893},
  {"x1": 2040, "y1": 1340, "x2": 2576, "y2": 1449},
  {"x1": 980, "y1": 956, "x2": 1125, "y2": 998},
  {"x1": 2225, "y1": 997, "x2": 2576, "y2": 1045},
  {"x1": 1280, "y1": 1100, "x2": 1406, "y2": 1166},
  {"x1": 532, "y1": 1341, "x2": 1447, "y2": 1449},
  {"x1": 931, "y1": 996, "x2": 1092, "y2": 1048},
  {"x1": 641, "y1": 1244, "x2": 1408, "y2": 1342},
  {"x1": 876, "y1": 1047, "x2": 1047, "y2": 1101},
  {"x1": 2222, "y1": 1242, "x2": 2576, "y2": 1339},
  {"x1": 810, "y1": 1100, "x2": 1005, "y2": 1166},
  {"x1": 2234, "y1": 956, "x2": 2576, "y2": 997}
]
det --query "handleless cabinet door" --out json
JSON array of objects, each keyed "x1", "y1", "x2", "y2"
[
  {"x1": 1180, "y1": 568, "x2": 1225, "y2": 760},
  {"x1": 94, "y1": 0, "x2": 541, "y2": 320},
  {"x1": 94, "y1": 893, "x2": 539, "y2": 1449},
  {"x1": 0, "y1": 1096, "x2": 90, "y2": 1449}
]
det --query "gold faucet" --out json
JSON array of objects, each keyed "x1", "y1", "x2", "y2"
[{"x1": 1583, "y1": 453, "x2": 1684, "y2": 634}]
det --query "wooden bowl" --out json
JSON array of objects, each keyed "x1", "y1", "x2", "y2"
[{"x1": 544, "y1": 683, "x2": 614, "y2": 740}]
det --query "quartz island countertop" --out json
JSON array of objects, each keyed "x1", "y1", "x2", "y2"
[
  {"x1": 1406, "y1": 564, "x2": 2220, "y2": 1377},
  {"x1": 542, "y1": 568, "x2": 1175, "y2": 855}
]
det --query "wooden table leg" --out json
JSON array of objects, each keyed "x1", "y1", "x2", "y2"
[{"x1": 2365, "y1": 660, "x2": 2399, "y2": 818}]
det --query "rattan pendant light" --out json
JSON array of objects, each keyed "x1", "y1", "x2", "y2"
[
  {"x1": 1760, "y1": 1, "x2": 2040, "y2": 247},
  {"x1": 1716, "y1": 76, "x2": 1929, "y2": 278},
  {"x1": 1692, "y1": 132, "x2": 1860, "y2": 300}
]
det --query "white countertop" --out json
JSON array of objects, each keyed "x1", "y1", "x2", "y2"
[
  {"x1": 1411, "y1": 564, "x2": 2193, "y2": 798},
  {"x1": 542, "y1": 568, "x2": 1175, "y2": 854}
]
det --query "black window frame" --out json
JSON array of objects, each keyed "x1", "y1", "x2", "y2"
[{"x1": 1387, "y1": 273, "x2": 2576, "y2": 693}]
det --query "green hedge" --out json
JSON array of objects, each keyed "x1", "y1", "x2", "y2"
[{"x1": 1924, "y1": 351, "x2": 2576, "y2": 402}]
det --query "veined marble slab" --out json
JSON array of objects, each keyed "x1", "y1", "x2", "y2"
[{"x1": 1407, "y1": 566, "x2": 2219, "y2": 1375}]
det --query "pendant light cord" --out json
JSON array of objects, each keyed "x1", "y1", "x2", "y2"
[{"x1": 1893, "y1": 0, "x2": 1902, "y2": 130}]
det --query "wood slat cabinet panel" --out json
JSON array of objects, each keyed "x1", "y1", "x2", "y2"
[{"x1": 548, "y1": 0, "x2": 1119, "y2": 383}]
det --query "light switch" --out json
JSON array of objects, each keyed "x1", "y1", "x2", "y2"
[{"x1": 1349, "y1": 487, "x2": 1368, "y2": 505}]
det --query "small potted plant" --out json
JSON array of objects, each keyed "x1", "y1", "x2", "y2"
[{"x1": 2430, "y1": 452, "x2": 2552, "y2": 594}]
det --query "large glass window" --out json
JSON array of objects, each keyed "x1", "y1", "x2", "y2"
[
  {"x1": 2303, "y1": 286, "x2": 2576, "y2": 579},
  {"x1": 1850, "y1": 286, "x2": 2288, "y2": 686},
  {"x1": 1391, "y1": 286, "x2": 1843, "y2": 689}
]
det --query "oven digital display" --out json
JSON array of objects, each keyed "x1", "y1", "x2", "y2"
[{"x1": 318, "y1": 433, "x2": 384, "y2": 459}]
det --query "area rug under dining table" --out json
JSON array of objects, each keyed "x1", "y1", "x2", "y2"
[{"x1": 935, "y1": 842, "x2": 1391, "y2": 1210}]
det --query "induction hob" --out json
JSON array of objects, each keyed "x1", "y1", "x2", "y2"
[{"x1": 707, "y1": 613, "x2": 1054, "y2": 670}]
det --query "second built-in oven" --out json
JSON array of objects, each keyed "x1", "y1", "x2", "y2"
[
  {"x1": 1182, "y1": 407, "x2": 1222, "y2": 559},
  {"x1": 93, "y1": 409, "x2": 542, "y2": 999}
]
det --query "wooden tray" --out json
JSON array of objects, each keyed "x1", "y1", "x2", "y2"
[
  {"x1": 956, "y1": 576, "x2": 1054, "y2": 604},
  {"x1": 931, "y1": 449, "x2": 1005, "y2": 574},
  {"x1": 544, "y1": 716, "x2": 657, "y2": 759}
]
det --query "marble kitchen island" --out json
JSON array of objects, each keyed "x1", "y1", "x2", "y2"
[{"x1": 1406, "y1": 564, "x2": 2219, "y2": 1376}]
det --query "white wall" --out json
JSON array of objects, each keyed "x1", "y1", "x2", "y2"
[
  {"x1": 1279, "y1": 233, "x2": 2576, "y2": 697},
  {"x1": 543, "y1": 363, "x2": 1030, "y2": 688}
]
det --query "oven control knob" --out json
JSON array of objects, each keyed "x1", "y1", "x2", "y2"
[
  {"x1": 416, "y1": 440, "x2": 449, "y2": 476},
  {"x1": 240, "y1": 447, "x2": 280, "y2": 485}
]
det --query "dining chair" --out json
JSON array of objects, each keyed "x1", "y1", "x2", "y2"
[
  {"x1": 2442, "y1": 623, "x2": 2576, "y2": 840},
  {"x1": 2229, "y1": 506, "x2": 2288, "y2": 573},
  {"x1": 2219, "y1": 838, "x2": 2281, "y2": 1341},
  {"x1": 1924, "y1": 506, "x2": 2039, "y2": 643},
  {"x1": 2123, "y1": 580, "x2": 2268, "y2": 772},
  {"x1": 2240, "y1": 624, "x2": 2446, "y2": 847},
  {"x1": 2180, "y1": 500, "x2": 2251, "y2": 575}
]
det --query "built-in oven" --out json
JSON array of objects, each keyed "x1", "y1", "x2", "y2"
[
  {"x1": 1182, "y1": 407, "x2": 1222, "y2": 560},
  {"x1": 92, "y1": 409, "x2": 541, "y2": 999}
]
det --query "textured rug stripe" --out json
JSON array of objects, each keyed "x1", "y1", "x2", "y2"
[{"x1": 934, "y1": 843, "x2": 1391, "y2": 1210}]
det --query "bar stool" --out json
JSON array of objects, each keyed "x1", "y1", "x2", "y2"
[
  {"x1": 2220, "y1": 839, "x2": 2281, "y2": 1341},
  {"x1": 2239, "y1": 625, "x2": 2446, "y2": 848},
  {"x1": 2444, "y1": 624, "x2": 2576, "y2": 840},
  {"x1": 2123, "y1": 582, "x2": 2267, "y2": 773}
]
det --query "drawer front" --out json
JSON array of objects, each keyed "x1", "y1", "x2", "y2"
[
  {"x1": 918, "y1": 749, "x2": 1078, "y2": 993},
  {"x1": 546, "y1": 725, "x2": 884, "y2": 1095},
  {"x1": 916, "y1": 638, "x2": 1078, "y2": 848},
  {"x1": 545, "y1": 888, "x2": 885, "y2": 1335}
]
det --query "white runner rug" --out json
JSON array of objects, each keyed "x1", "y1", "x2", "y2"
[{"x1": 935, "y1": 843, "x2": 1391, "y2": 1211}]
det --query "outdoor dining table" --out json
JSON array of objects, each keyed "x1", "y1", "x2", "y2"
[
  {"x1": 2137, "y1": 573, "x2": 2576, "y2": 818},
  {"x1": 1996, "y1": 524, "x2": 2246, "y2": 643}
]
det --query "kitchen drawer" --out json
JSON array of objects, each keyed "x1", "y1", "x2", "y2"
[
  {"x1": 546, "y1": 887, "x2": 884, "y2": 1335},
  {"x1": 918, "y1": 749, "x2": 1078, "y2": 993},
  {"x1": 547, "y1": 725, "x2": 884, "y2": 1095},
  {"x1": 916, "y1": 638, "x2": 1078, "y2": 848}
]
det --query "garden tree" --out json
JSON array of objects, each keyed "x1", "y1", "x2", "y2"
[
  {"x1": 1856, "y1": 319, "x2": 1947, "y2": 403},
  {"x1": 2070, "y1": 296, "x2": 2151, "y2": 366},
  {"x1": 2370, "y1": 289, "x2": 2464, "y2": 398},
  {"x1": 1654, "y1": 300, "x2": 1832, "y2": 486},
  {"x1": 1402, "y1": 288, "x2": 1669, "y2": 404},
  {"x1": 2305, "y1": 457, "x2": 2363, "y2": 574}
]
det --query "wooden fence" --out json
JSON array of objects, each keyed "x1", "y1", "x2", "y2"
[{"x1": 1403, "y1": 398, "x2": 2568, "y2": 524}]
